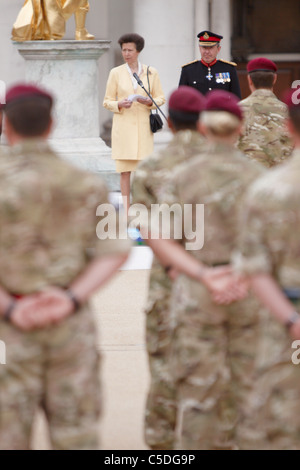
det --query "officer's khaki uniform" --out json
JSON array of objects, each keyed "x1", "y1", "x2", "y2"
[
  {"x1": 164, "y1": 142, "x2": 265, "y2": 450},
  {"x1": 0, "y1": 140, "x2": 131, "y2": 450},
  {"x1": 234, "y1": 148, "x2": 300, "y2": 449},
  {"x1": 238, "y1": 89, "x2": 293, "y2": 167},
  {"x1": 131, "y1": 130, "x2": 207, "y2": 449}
]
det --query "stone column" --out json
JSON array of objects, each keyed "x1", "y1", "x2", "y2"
[
  {"x1": 14, "y1": 40, "x2": 119, "y2": 190},
  {"x1": 211, "y1": 0, "x2": 231, "y2": 60},
  {"x1": 194, "y1": 0, "x2": 210, "y2": 58},
  {"x1": 132, "y1": 0, "x2": 196, "y2": 148},
  {"x1": 133, "y1": 0, "x2": 196, "y2": 93}
]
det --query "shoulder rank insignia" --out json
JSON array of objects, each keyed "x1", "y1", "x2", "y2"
[
  {"x1": 182, "y1": 59, "x2": 198, "y2": 68},
  {"x1": 219, "y1": 59, "x2": 237, "y2": 67}
]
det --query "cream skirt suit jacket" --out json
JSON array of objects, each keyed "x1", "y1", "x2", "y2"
[{"x1": 103, "y1": 64, "x2": 165, "y2": 167}]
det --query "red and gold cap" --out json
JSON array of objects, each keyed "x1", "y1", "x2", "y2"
[
  {"x1": 247, "y1": 58, "x2": 277, "y2": 73},
  {"x1": 197, "y1": 30, "x2": 223, "y2": 46}
]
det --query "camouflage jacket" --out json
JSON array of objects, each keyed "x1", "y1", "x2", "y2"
[
  {"x1": 132, "y1": 130, "x2": 207, "y2": 209},
  {"x1": 238, "y1": 89, "x2": 293, "y2": 167},
  {"x1": 131, "y1": 130, "x2": 207, "y2": 298},
  {"x1": 132, "y1": 130, "x2": 208, "y2": 237},
  {"x1": 0, "y1": 139, "x2": 130, "y2": 294},
  {"x1": 234, "y1": 148, "x2": 300, "y2": 289},
  {"x1": 165, "y1": 141, "x2": 265, "y2": 264}
]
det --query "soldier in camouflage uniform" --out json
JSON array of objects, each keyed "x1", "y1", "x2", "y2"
[
  {"x1": 0, "y1": 84, "x2": 131, "y2": 450},
  {"x1": 232, "y1": 89, "x2": 300, "y2": 449},
  {"x1": 147, "y1": 90, "x2": 266, "y2": 449},
  {"x1": 131, "y1": 86, "x2": 207, "y2": 450},
  {"x1": 238, "y1": 57, "x2": 293, "y2": 167}
]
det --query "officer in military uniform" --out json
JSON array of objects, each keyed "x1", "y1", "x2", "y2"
[
  {"x1": 179, "y1": 30, "x2": 241, "y2": 99},
  {"x1": 238, "y1": 57, "x2": 293, "y2": 167},
  {"x1": 0, "y1": 84, "x2": 131, "y2": 450},
  {"x1": 232, "y1": 89, "x2": 300, "y2": 449},
  {"x1": 131, "y1": 86, "x2": 207, "y2": 450}
]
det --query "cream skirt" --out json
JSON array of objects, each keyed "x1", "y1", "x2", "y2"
[{"x1": 115, "y1": 159, "x2": 140, "y2": 173}]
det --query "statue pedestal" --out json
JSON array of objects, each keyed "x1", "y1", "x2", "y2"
[{"x1": 14, "y1": 40, "x2": 119, "y2": 190}]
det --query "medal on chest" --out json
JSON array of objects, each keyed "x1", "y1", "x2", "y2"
[
  {"x1": 215, "y1": 72, "x2": 231, "y2": 84},
  {"x1": 206, "y1": 67, "x2": 213, "y2": 81}
]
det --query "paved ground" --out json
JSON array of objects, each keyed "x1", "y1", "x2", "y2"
[{"x1": 31, "y1": 268, "x2": 151, "y2": 450}]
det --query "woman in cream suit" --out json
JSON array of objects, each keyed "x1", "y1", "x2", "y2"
[{"x1": 103, "y1": 33, "x2": 165, "y2": 214}]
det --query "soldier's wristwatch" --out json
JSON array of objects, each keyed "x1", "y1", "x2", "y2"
[
  {"x1": 65, "y1": 289, "x2": 81, "y2": 313},
  {"x1": 285, "y1": 311, "x2": 300, "y2": 330},
  {"x1": 3, "y1": 299, "x2": 16, "y2": 322}
]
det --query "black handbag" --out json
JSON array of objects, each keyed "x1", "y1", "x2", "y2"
[
  {"x1": 147, "y1": 66, "x2": 163, "y2": 133},
  {"x1": 149, "y1": 111, "x2": 163, "y2": 133}
]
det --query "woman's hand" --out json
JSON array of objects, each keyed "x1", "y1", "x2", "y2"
[
  {"x1": 137, "y1": 97, "x2": 152, "y2": 106},
  {"x1": 118, "y1": 99, "x2": 133, "y2": 110}
]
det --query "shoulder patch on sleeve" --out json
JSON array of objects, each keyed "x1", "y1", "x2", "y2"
[
  {"x1": 219, "y1": 59, "x2": 237, "y2": 66},
  {"x1": 182, "y1": 59, "x2": 198, "y2": 68}
]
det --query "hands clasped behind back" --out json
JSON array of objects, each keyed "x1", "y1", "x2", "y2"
[{"x1": 10, "y1": 287, "x2": 75, "y2": 331}]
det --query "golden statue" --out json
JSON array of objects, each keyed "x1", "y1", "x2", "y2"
[{"x1": 12, "y1": 0, "x2": 95, "y2": 41}]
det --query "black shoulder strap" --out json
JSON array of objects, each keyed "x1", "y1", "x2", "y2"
[
  {"x1": 147, "y1": 66, "x2": 150, "y2": 94},
  {"x1": 147, "y1": 66, "x2": 158, "y2": 115}
]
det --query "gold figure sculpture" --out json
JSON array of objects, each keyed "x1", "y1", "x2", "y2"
[{"x1": 12, "y1": 0, "x2": 95, "y2": 41}]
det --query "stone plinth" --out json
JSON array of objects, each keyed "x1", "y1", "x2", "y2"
[{"x1": 14, "y1": 40, "x2": 119, "y2": 191}]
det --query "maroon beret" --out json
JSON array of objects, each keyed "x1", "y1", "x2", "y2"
[
  {"x1": 205, "y1": 89, "x2": 243, "y2": 120},
  {"x1": 169, "y1": 86, "x2": 206, "y2": 114},
  {"x1": 4, "y1": 83, "x2": 53, "y2": 108},
  {"x1": 247, "y1": 58, "x2": 277, "y2": 73}
]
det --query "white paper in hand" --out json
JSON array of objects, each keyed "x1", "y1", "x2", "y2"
[{"x1": 127, "y1": 94, "x2": 146, "y2": 102}]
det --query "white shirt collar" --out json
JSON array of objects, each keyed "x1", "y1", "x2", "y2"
[{"x1": 126, "y1": 61, "x2": 143, "y2": 90}]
